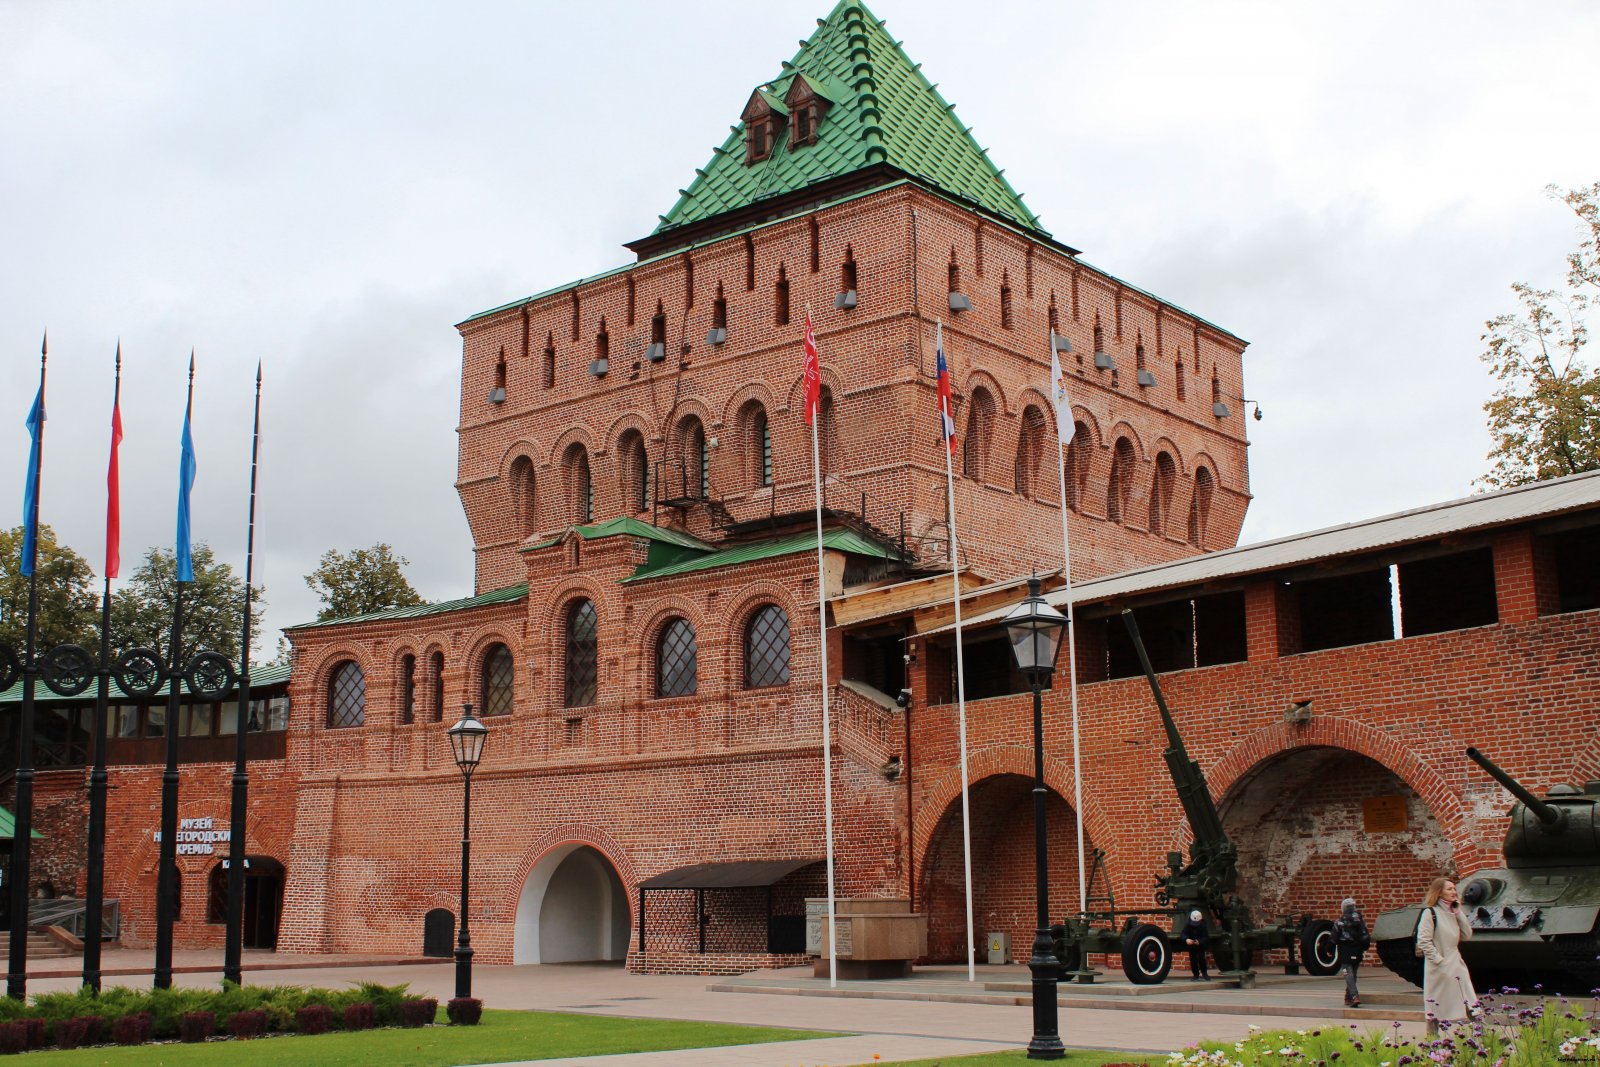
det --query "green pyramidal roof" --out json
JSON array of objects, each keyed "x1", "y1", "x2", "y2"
[{"x1": 653, "y1": 0, "x2": 1044, "y2": 239}]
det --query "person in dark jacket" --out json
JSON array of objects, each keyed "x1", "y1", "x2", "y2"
[
  {"x1": 1334, "y1": 897, "x2": 1372, "y2": 1006},
  {"x1": 1180, "y1": 909, "x2": 1210, "y2": 980}
]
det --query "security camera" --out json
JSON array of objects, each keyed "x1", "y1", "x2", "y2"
[{"x1": 895, "y1": 688, "x2": 912, "y2": 708}]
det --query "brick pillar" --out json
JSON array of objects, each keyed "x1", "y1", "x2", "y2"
[
  {"x1": 277, "y1": 781, "x2": 338, "y2": 952},
  {"x1": 1492, "y1": 530, "x2": 1559, "y2": 624},
  {"x1": 1244, "y1": 580, "x2": 1290, "y2": 662}
]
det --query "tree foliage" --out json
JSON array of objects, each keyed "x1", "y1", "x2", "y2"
[
  {"x1": 305, "y1": 543, "x2": 424, "y2": 621},
  {"x1": 111, "y1": 543, "x2": 264, "y2": 663},
  {"x1": 1480, "y1": 183, "x2": 1600, "y2": 489},
  {"x1": 0, "y1": 524, "x2": 99, "y2": 652}
]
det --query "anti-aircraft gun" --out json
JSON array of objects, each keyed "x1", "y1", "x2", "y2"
[
  {"x1": 1051, "y1": 611, "x2": 1342, "y2": 984},
  {"x1": 1373, "y1": 747, "x2": 1600, "y2": 991}
]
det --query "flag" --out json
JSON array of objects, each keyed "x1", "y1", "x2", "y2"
[
  {"x1": 802, "y1": 313, "x2": 821, "y2": 425},
  {"x1": 176, "y1": 393, "x2": 197, "y2": 583},
  {"x1": 20, "y1": 384, "x2": 45, "y2": 577},
  {"x1": 935, "y1": 323, "x2": 956, "y2": 454},
  {"x1": 1050, "y1": 343, "x2": 1076, "y2": 445},
  {"x1": 107, "y1": 359, "x2": 123, "y2": 579}
]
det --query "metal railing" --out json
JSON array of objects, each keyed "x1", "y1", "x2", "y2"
[{"x1": 24, "y1": 898, "x2": 119, "y2": 941}]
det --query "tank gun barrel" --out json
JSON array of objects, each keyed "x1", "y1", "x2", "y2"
[{"x1": 1467, "y1": 747, "x2": 1565, "y2": 829}]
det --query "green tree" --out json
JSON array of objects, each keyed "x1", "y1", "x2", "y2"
[
  {"x1": 1480, "y1": 183, "x2": 1600, "y2": 489},
  {"x1": 0, "y1": 524, "x2": 99, "y2": 652},
  {"x1": 111, "y1": 543, "x2": 264, "y2": 663},
  {"x1": 305, "y1": 543, "x2": 425, "y2": 621}
]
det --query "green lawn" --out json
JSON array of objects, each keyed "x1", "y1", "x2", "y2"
[
  {"x1": 26, "y1": 1009, "x2": 827, "y2": 1066},
  {"x1": 886, "y1": 1052, "x2": 1162, "y2": 1066}
]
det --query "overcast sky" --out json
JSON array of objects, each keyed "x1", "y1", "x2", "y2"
[{"x1": 4, "y1": 1, "x2": 1599, "y2": 655}]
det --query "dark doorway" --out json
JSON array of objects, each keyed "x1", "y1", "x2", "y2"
[
  {"x1": 423, "y1": 908, "x2": 455, "y2": 958},
  {"x1": 206, "y1": 856, "x2": 284, "y2": 949}
]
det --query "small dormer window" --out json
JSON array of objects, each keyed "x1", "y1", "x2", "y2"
[
  {"x1": 742, "y1": 88, "x2": 787, "y2": 166},
  {"x1": 792, "y1": 105, "x2": 815, "y2": 146},
  {"x1": 783, "y1": 73, "x2": 830, "y2": 150}
]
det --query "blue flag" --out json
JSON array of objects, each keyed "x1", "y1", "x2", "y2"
[
  {"x1": 175, "y1": 406, "x2": 197, "y2": 583},
  {"x1": 20, "y1": 385, "x2": 44, "y2": 577}
]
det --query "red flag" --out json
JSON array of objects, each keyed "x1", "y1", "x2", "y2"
[
  {"x1": 106, "y1": 350, "x2": 123, "y2": 579},
  {"x1": 802, "y1": 313, "x2": 821, "y2": 425}
]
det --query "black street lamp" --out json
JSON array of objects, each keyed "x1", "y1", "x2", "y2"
[
  {"x1": 447, "y1": 703, "x2": 488, "y2": 1000},
  {"x1": 1003, "y1": 576, "x2": 1068, "y2": 1060}
]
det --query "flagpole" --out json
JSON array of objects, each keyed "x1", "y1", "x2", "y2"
[
  {"x1": 937, "y1": 321, "x2": 977, "y2": 982},
  {"x1": 1051, "y1": 336, "x2": 1087, "y2": 915},
  {"x1": 6, "y1": 336, "x2": 47, "y2": 1001},
  {"x1": 155, "y1": 353, "x2": 197, "y2": 991},
  {"x1": 84, "y1": 343, "x2": 122, "y2": 992},
  {"x1": 224, "y1": 363, "x2": 263, "y2": 987},
  {"x1": 804, "y1": 310, "x2": 838, "y2": 989}
]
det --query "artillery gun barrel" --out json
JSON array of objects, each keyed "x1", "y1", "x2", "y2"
[{"x1": 1466, "y1": 746, "x2": 1564, "y2": 828}]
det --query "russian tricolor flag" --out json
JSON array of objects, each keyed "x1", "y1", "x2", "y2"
[{"x1": 935, "y1": 323, "x2": 956, "y2": 454}]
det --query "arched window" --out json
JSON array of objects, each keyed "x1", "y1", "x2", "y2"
[
  {"x1": 565, "y1": 444, "x2": 593, "y2": 523},
  {"x1": 564, "y1": 599, "x2": 598, "y2": 708},
  {"x1": 480, "y1": 643, "x2": 514, "y2": 717},
  {"x1": 1065, "y1": 422, "x2": 1090, "y2": 512},
  {"x1": 656, "y1": 618, "x2": 697, "y2": 698},
  {"x1": 679, "y1": 418, "x2": 708, "y2": 499},
  {"x1": 327, "y1": 660, "x2": 365, "y2": 729},
  {"x1": 740, "y1": 402, "x2": 772, "y2": 488},
  {"x1": 962, "y1": 388, "x2": 995, "y2": 481},
  {"x1": 817, "y1": 387, "x2": 839, "y2": 476},
  {"x1": 1014, "y1": 405, "x2": 1047, "y2": 498},
  {"x1": 1150, "y1": 451, "x2": 1176, "y2": 537},
  {"x1": 745, "y1": 605, "x2": 791, "y2": 688},
  {"x1": 429, "y1": 650, "x2": 445, "y2": 722},
  {"x1": 400, "y1": 654, "x2": 416, "y2": 725},
  {"x1": 1190, "y1": 466, "x2": 1215, "y2": 547},
  {"x1": 510, "y1": 455, "x2": 536, "y2": 537},
  {"x1": 619, "y1": 431, "x2": 649, "y2": 513},
  {"x1": 1107, "y1": 437, "x2": 1135, "y2": 524}
]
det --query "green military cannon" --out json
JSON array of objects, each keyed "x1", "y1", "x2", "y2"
[
  {"x1": 1051, "y1": 611, "x2": 1341, "y2": 984},
  {"x1": 1373, "y1": 747, "x2": 1600, "y2": 991}
]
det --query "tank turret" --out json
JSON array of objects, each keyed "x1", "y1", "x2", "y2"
[{"x1": 1374, "y1": 746, "x2": 1600, "y2": 991}]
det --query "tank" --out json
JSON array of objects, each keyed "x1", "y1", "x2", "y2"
[{"x1": 1374, "y1": 746, "x2": 1600, "y2": 991}]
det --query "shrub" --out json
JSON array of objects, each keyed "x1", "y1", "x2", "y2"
[
  {"x1": 53, "y1": 1017, "x2": 90, "y2": 1050},
  {"x1": 112, "y1": 1012, "x2": 152, "y2": 1046},
  {"x1": 79, "y1": 1015, "x2": 106, "y2": 1046},
  {"x1": 355, "y1": 981, "x2": 407, "y2": 1026},
  {"x1": 397, "y1": 998, "x2": 437, "y2": 1027},
  {"x1": 0, "y1": 1022, "x2": 25, "y2": 1055},
  {"x1": 227, "y1": 1009, "x2": 266, "y2": 1040},
  {"x1": 446, "y1": 997, "x2": 482, "y2": 1026},
  {"x1": 179, "y1": 1011, "x2": 216, "y2": 1043},
  {"x1": 295, "y1": 1004, "x2": 333, "y2": 1035},
  {"x1": 19, "y1": 1018, "x2": 42, "y2": 1051},
  {"x1": 342, "y1": 1002, "x2": 375, "y2": 1031}
]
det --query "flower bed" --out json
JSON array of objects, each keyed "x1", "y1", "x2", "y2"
[
  {"x1": 1171, "y1": 989, "x2": 1600, "y2": 1066},
  {"x1": 0, "y1": 981, "x2": 450, "y2": 1052}
]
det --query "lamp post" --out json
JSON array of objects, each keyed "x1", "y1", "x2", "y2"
[
  {"x1": 447, "y1": 703, "x2": 488, "y2": 1000},
  {"x1": 1003, "y1": 576, "x2": 1068, "y2": 1060}
]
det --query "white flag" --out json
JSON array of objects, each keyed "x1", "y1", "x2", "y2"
[{"x1": 1050, "y1": 343, "x2": 1075, "y2": 444}]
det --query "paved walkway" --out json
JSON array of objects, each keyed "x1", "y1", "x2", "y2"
[{"x1": 24, "y1": 953, "x2": 1423, "y2": 1067}]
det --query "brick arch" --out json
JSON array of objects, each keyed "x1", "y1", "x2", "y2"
[
  {"x1": 910, "y1": 745, "x2": 1094, "y2": 873},
  {"x1": 603, "y1": 410, "x2": 655, "y2": 450},
  {"x1": 720, "y1": 382, "x2": 780, "y2": 432},
  {"x1": 637, "y1": 597, "x2": 712, "y2": 698},
  {"x1": 462, "y1": 627, "x2": 520, "y2": 715},
  {"x1": 1148, "y1": 436, "x2": 1186, "y2": 477},
  {"x1": 1104, "y1": 420, "x2": 1147, "y2": 461},
  {"x1": 1190, "y1": 450, "x2": 1221, "y2": 486},
  {"x1": 1207, "y1": 718, "x2": 1472, "y2": 845},
  {"x1": 726, "y1": 584, "x2": 803, "y2": 689},
  {"x1": 962, "y1": 369, "x2": 1009, "y2": 417},
  {"x1": 498, "y1": 438, "x2": 546, "y2": 478},
  {"x1": 1068, "y1": 408, "x2": 1103, "y2": 450},
  {"x1": 505, "y1": 824, "x2": 640, "y2": 909},
  {"x1": 782, "y1": 364, "x2": 847, "y2": 415},
  {"x1": 303, "y1": 645, "x2": 370, "y2": 696},
  {"x1": 666, "y1": 397, "x2": 718, "y2": 436},
  {"x1": 547, "y1": 425, "x2": 597, "y2": 468},
  {"x1": 1014, "y1": 386, "x2": 1052, "y2": 418}
]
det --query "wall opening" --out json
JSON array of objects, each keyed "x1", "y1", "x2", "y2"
[{"x1": 514, "y1": 844, "x2": 631, "y2": 965}]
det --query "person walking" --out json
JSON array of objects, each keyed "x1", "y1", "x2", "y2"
[
  {"x1": 1333, "y1": 897, "x2": 1370, "y2": 1007},
  {"x1": 1416, "y1": 876, "x2": 1477, "y2": 1033},
  {"x1": 1179, "y1": 909, "x2": 1210, "y2": 981}
]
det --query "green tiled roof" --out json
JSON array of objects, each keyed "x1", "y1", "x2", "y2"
[
  {"x1": 655, "y1": 0, "x2": 1044, "y2": 238},
  {"x1": 1, "y1": 661, "x2": 292, "y2": 705},
  {"x1": 0, "y1": 807, "x2": 43, "y2": 841},
  {"x1": 576, "y1": 516, "x2": 714, "y2": 551},
  {"x1": 284, "y1": 585, "x2": 528, "y2": 632},
  {"x1": 622, "y1": 528, "x2": 897, "y2": 584}
]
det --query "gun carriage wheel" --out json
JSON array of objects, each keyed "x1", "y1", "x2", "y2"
[
  {"x1": 1120, "y1": 923, "x2": 1172, "y2": 984},
  {"x1": 1299, "y1": 918, "x2": 1342, "y2": 977}
]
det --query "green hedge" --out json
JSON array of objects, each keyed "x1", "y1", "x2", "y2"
[{"x1": 0, "y1": 981, "x2": 428, "y2": 1044}]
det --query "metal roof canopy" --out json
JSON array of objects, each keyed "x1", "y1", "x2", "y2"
[{"x1": 638, "y1": 858, "x2": 821, "y2": 890}]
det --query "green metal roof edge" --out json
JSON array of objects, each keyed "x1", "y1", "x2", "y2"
[
  {"x1": 576, "y1": 516, "x2": 716, "y2": 551},
  {"x1": 1, "y1": 660, "x2": 293, "y2": 706},
  {"x1": 0, "y1": 808, "x2": 43, "y2": 840},
  {"x1": 621, "y1": 527, "x2": 896, "y2": 584},
  {"x1": 285, "y1": 584, "x2": 529, "y2": 632}
]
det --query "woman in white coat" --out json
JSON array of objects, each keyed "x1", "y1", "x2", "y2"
[{"x1": 1416, "y1": 876, "x2": 1477, "y2": 1032}]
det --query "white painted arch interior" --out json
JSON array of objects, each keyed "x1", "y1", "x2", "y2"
[{"x1": 513, "y1": 843, "x2": 631, "y2": 965}]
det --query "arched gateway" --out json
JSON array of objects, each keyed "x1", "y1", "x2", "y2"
[{"x1": 513, "y1": 844, "x2": 631, "y2": 964}]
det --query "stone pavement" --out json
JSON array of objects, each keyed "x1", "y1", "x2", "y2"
[{"x1": 23, "y1": 952, "x2": 1424, "y2": 1067}]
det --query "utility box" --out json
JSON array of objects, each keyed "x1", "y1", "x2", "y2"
[{"x1": 987, "y1": 931, "x2": 1010, "y2": 965}]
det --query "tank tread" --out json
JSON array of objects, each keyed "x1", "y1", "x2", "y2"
[
  {"x1": 1375, "y1": 937, "x2": 1425, "y2": 988},
  {"x1": 1553, "y1": 927, "x2": 1600, "y2": 992}
]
